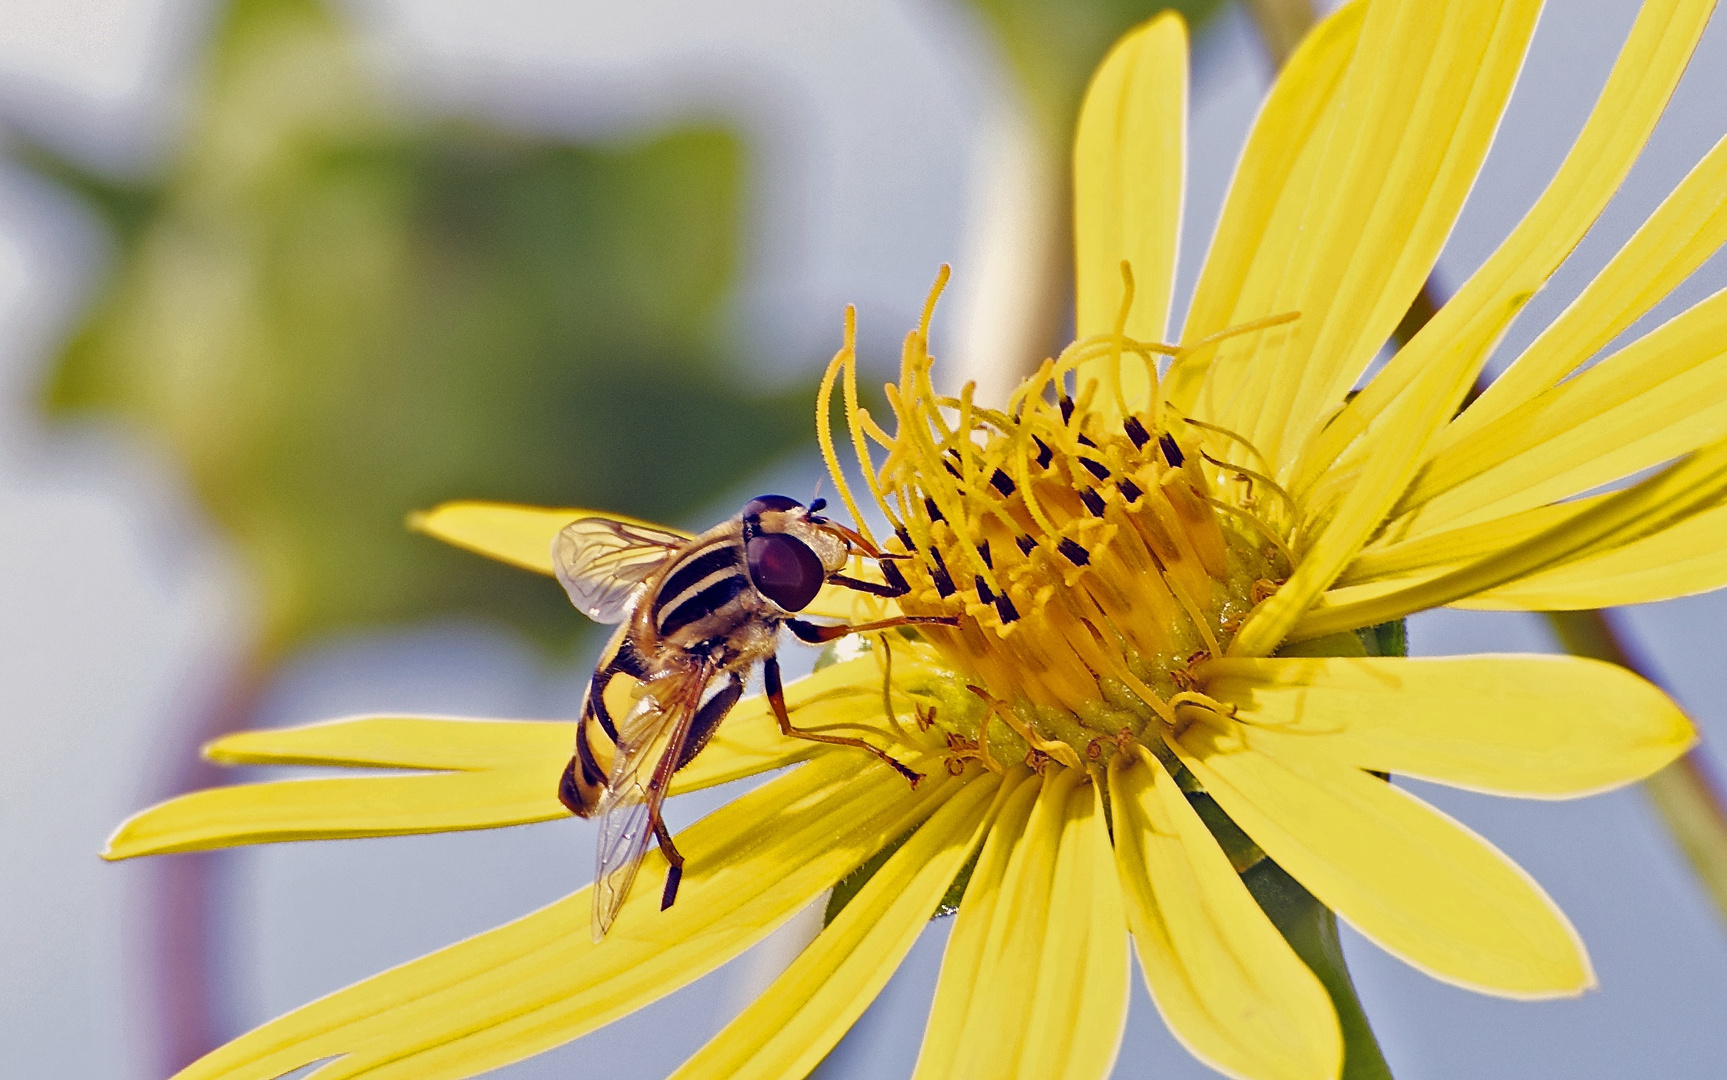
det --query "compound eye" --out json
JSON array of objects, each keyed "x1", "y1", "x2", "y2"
[
  {"x1": 742, "y1": 494, "x2": 803, "y2": 520},
  {"x1": 746, "y1": 533, "x2": 825, "y2": 611}
]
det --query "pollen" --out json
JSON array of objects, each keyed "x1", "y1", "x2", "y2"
[{"x1": 817, "y1": 268, "x2": 1295, "y2": 770}]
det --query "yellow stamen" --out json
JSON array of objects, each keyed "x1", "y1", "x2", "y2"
[
  {"x1": 815, "y1": 308, "x2": 874, "y2": 549},
  {"x1": 819, "y1": 295, "x2": 1296, "y2": 768},
  {"x1": 968, "y1": 686, "x2": 1083, "y2": 769}
]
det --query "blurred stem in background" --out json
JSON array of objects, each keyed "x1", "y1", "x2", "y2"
[
  {"x1": 1546, "y1": 610, "x2": 1727, "y2": 919},
  {"x1": 1242, "y1": 0, "x2": 1727, "y2": 926},
  {"x1": 945, "y1": 0, "x2": 1225, "y2": 403}
]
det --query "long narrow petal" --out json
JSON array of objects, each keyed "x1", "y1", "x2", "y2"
[
  {"x1": 1195, "y1": 0, "x2": 1541, "y2": 475},
  {"x1": 1337, "y1": 497, "x2": 1601, "y2": 587},
  {"x1": 1018, "y1": 771, "x2": 1131, "y2": 1080},
  {"x1": 105, "y1": 656, "x2": 912, "y2": 858},
  {"x1": 1295, "y1": 0, "x2": 1718, "y2": 487},
  {"x1": 1439, "y1": 130, "x2": 1727, "y2": 451},
  {"x1": 409, "y1": 500, "x2": 675, "y2": 574},
  {"x1": 917, "y1": 767, "x2": 1128, "y2": 1080},
  {"x1": 1170, "y1": 726, "x2": 1593, "y2": 998},
  {"x1": 1166, "y1": 1, "x2": 1364, "y2": 412},
  {"x1": 411, "y1": 499, "x2": 887, "y2": 619},
  {"x1": 1391, "y1": 287, "x2": 1727, "y2": 536},
  {"x1": 104, "y1": 770, "x2": 567, "y2": 856},
  {"x1": 914, "y1": 770, "x2": 1044, "y2": 1080},
  {"x1": 1110, "y1": 749, "x2": 1341, "y2": 1080},
  {"x1": 175, "y1": 754, "x2": 950, "y2": 1080},
  {"x1": 1294, "y1": 440, "x2": 1727, "y2": 638},
  {"x1": 1073, "y1": 10, "x2": 1187, "y2": 416},
  {"x1": 942, "y1": 768, "x2": 1074, "y2": 1079},
  {"x1": 1457, "y1": 499, "x2": 1727, "y2": 610},
  {"x1": 210, "y1": 715, "x2": 571, "y2": 770},
  {"x1": 671, "y1": 770, "x2": 1012, "y2": 1080},
  {"x1": 1202, "y1": 656, "x2": 1693, "y2": 798},
  {"x1": 1231, "y1": 341, "x2": 1490, "y2": 655}
]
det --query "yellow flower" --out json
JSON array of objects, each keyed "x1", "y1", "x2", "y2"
[{"x1": 105, "y1": 1, "x2": 1727, "y2": 1078}]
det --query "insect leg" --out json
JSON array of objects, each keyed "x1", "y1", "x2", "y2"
[
  {"x1": 653, "y1": 814, "x2": 685, "y2": 911},
  {"x1": 825, "y1": 571, "x2": 907, "y2": 598},
  {"x1": 785, "y1": 614, "x2": 959, "y2": 644},
  {"x1": 649, "y1": 673, "x2": 742, "y2": 912},
  {"x1": 763, "y1": 654, "x2": 921, "y2": 787},
  {"x1": 676, "y1": 674, "x2": 744, "y2": 771},
  {"x1": 642, "y1": 663, "x2": 711, "y2": 915}
]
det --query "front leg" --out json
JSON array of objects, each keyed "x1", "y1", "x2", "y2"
[
  {"x1": 763, "y1": 654, "x2": 921, "y2": 786},
  {"x1": 786, "y1": 614, "x2": 958, "y2": 644},
  {"x1": 825, "y1": 571, "x2": 906, "y2": 598}
]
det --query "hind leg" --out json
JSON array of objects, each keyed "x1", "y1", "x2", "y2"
[{"x1": 764, "y1": 654, "x2": 920, "y2": 786}]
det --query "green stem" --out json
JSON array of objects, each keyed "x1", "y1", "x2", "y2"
[
  {"x1": 1240, "y1": 0, "x2": 1321, "y2": 66},
  {"x1": 1182, "y1": 621, "x2": 1404, "y2": 1077},
  {"x1": 1244, "y1": 858, "x2": 1395, "y2": 1080}
]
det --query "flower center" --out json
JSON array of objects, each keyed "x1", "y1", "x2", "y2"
[{"x1": 818, "y1": 279, "x2": 1296, "y2": 772}]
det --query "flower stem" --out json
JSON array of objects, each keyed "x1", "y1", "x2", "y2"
[
  {"x1": 150, "y1": 641, "x2": 273, "y2": 1074},
  {"x1": 1199, "y1": 621, "x2": 1407, "y2": 1077},
  {"x1": 1241, "y1": 0, "x2": 1321, "y2": 66},
  {"x1": 1244, "y1": 857, "x2": 1395, "y2": 1080}
]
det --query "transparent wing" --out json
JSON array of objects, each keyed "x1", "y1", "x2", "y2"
[
  {"x1": 592, "y1": 658, "x2": 713, "y2": 940},
  {"x1": 553, "y1": 517, "x2": 688, "y2": 623}
]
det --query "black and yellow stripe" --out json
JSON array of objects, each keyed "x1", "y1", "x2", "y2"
[
  {"x1": 650, "y1": 536, "x2": 748, "y2": 641},
  {"x1": 561, "y1": 535, "x2": 756, "y2": 817}
]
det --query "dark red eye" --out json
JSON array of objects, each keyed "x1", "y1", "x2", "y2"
[{"x1": 747, "y1": 533, "x2": 825, "y2": 611}]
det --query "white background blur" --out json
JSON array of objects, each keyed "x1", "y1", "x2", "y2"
[{"x1": 3, "y1": 1, "x2": 1727, "y2": 1077}]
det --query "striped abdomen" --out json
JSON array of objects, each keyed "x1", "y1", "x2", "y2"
[
  {"x1": 559, "y1": 534, "x2": 757, "y2": 818},
  {"x1": 561, "y1": 625, "x2": 645, "y2": 817},
  {"x1": 559, "y1": 629, "x2": 748, "y2": 818}
]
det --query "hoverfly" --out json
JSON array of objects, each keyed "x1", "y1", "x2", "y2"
[{"x1": 552, "y1": 494, "x2": 955, "y2": 939}]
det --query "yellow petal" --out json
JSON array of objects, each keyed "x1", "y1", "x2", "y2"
[
  {"x1": 1166, "y1": 0, "x2": 1364, "y2": 413},
  {"x1": 1202, "y1": 656, "x2": 1694, "y2": 798},
  {"x1": 671, "y1": 770, "x2": 1012, "y2": 1080},
  {"x1": 1073, "y1": 11, "x2": 1187, "y2": 416},
  {"x1": 1110, "y1": 748, "x2": 1340, "y2": 1080},
  {"x1": 1458, "y1": 498, "x2": 1727, "y2": 610},
  {"x1": 1223, "y1": 0, "x2": 1561, "y2": 655},
  {"x1": 174, "y1": 753, "x2": 950, "y2": 1080},
  {"x1": 1442, "y1": 129, "x2": 1727, "y2": 451},
  {"x1": 210, "y1": 714, "x2": 569, "y2": 770},
  {"x1": 106, "y1": 655, "x2": 915, "y2": 859},
  {"x1": 1392, "y1": 287, "x2": 1727, "y2": 537},
  {"x1": 1197, "y1": 0, "x2": 1541, "y2": 474},
  {"x1": 1296, "y1": 0, "x2": 1717, "y2": 488},
  {"x1": 1169, "y1": 724, "x2": 1593, "y2": 998},
  {"x1": 410, "y1": 498, "x2": 886, "y2": 620},
  {"x1": 409, "y1": 500, "x2": 671, "y2": 574},
  {"x1": 913, "y1": 770, "x2": 1044, "y2": 1079},
  {"x1": 1018, "y1": 772, "x2": 1130, "y2": 1080},
  {"x1": 918, "y1": 766, "x2": 1128, "y2": 1080},
  {"x1": 1338, "y1": 497, "x2": 1603, "y2": 587},
  {"x1": 104, "y1": 771, "x2": 564, "y2": 858},
  {"x1": 1231, "y1": 343, "x2": 1486, "y2": 655},
  {"x1": 1294, "y1": 440, "x2": 1727, "y2": 638}
]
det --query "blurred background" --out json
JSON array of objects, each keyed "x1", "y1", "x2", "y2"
[{"x1": 3, "y1": 0, "x2": 1726, "y2": 1077}]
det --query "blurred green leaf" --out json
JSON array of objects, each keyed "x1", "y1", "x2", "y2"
[
  {"x1": 966, "y1": 0, "x2": 1227, "y2": 134},
  {"x1": 38, "y1": 0, "x2": 812, "y2": 653}
]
